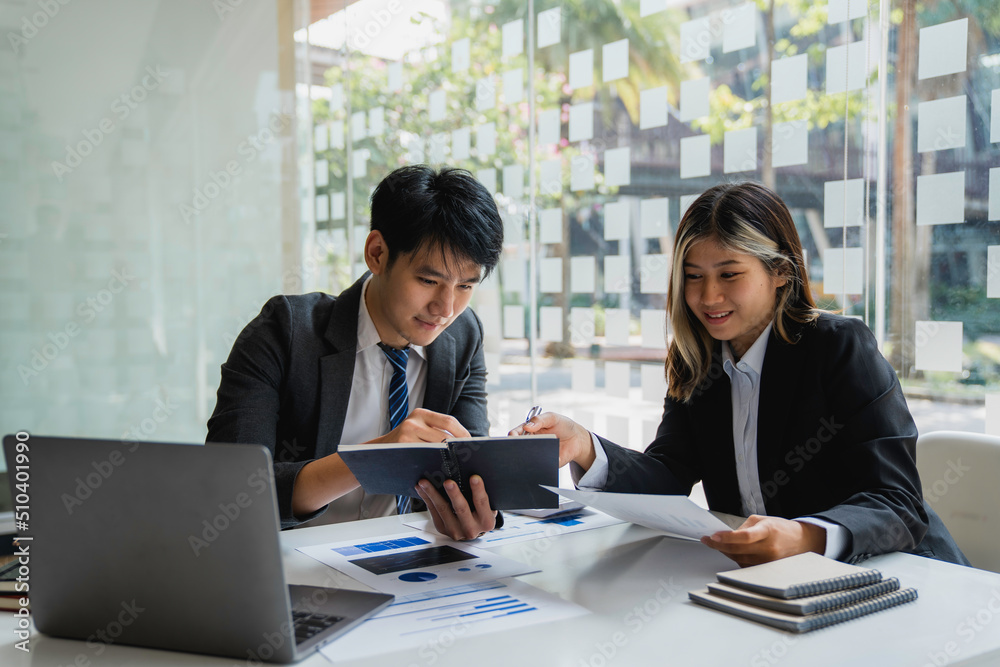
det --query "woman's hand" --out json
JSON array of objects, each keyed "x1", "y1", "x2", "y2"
[
  {"x1": 700, "y1": 515, "x2": 827, "y2": 566},
  {"x1": 509, "y1": 411, "x2": 596, "y2": 471}
]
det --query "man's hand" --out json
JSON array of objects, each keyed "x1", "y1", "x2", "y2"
[
  {"x1": 415, "y1": 475, "x2": 497, "y2": 541},
  {"x1": 372, "y1": 408, "x2": 470, "y2": 444},
  {"x1": 700, "y1": 515, "x2": 827, "y2": 566},
  {"x1": 509, "y1": 411, "x2": 596, "y2": 470}
]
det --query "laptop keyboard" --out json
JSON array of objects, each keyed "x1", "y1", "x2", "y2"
[{"x1": 292, "y1": 609, "x2": 345, "y2": 644}]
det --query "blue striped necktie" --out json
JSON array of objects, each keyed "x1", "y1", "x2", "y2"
[{"x1": 378, "y1": 343, "x2": 412, "y2": 514}]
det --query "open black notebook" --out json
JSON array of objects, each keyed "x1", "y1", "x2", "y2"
[{"x1": 338, "y1": 435, "x2": 560, "y2": 510}]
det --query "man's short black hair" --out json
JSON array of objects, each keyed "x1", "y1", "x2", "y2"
[{"x1": 370, "y1": 165, "x2": 504, "y2": 278}]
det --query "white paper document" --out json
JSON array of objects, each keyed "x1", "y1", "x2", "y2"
[
  {"x1": 404, "y1": 508, "x2": 624, "y2": 548},
  {"x1": 319, "y1": 579, "x2": 588, "y2": 664},
  {"x1": 298, "y1": 532, "x2": 538, "y2": 596},
  {"x1": 544, "y1": 486, "x2": 731, "y2": 540}
]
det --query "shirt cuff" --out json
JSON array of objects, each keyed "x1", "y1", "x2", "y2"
[
  {"x1": 571, "y1": 432, "x2": 609, "y2": 489},
  {"x1": 796, "y1": 517, "x2": 849, "y2": 560}
]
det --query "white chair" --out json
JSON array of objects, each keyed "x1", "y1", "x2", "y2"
[{"x1": 916, "y1": 430, "x2": 1000, "y2": 573}]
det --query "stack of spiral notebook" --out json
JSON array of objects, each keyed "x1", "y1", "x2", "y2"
[{"x1": 689, "y1": 552, "x2": 917, "y2": 633}]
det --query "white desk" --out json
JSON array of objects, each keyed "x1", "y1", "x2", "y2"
[{"x1": 2, "y1": 514, "x2": 1000, "y2": 666}]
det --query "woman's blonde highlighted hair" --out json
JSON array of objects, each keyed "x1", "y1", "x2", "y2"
[{"x1": 666, "y1": 182, "x2": 819, "y2": 403}]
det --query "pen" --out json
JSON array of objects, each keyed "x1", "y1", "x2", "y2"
[{"x1": 524, "y1": 405, "x2": 542, "y2": 425}]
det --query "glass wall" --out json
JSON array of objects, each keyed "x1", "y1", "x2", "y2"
[{"x1": 296, "y1": 0, "x2": 997, "y2": 442}]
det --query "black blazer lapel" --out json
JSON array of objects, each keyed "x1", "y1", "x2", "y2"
[
  {"x1": 692, "y1": 345, "x2": 742, "y2": 513},
  {"x1": 423, "y1": 329, "x2": 456, "y2": 414},
  {"x1": 315, "y1": 277, "x2": 366, "y2": 455}
]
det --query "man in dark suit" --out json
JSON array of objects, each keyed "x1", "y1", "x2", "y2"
[{"x1": 207, "y1": 165, "x2": 503, "y2": 541}]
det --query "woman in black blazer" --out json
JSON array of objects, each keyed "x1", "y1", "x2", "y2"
[{"x1": 518, "y1": 182, "x2": 967, "y2": 566}]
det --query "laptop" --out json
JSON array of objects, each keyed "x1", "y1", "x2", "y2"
[{"x1": 1, "y1": 435, "x2": 393, "y2": 663}]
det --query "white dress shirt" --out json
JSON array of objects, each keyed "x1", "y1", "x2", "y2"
[{"x1": 576, "y1": 322, "x2": 848, "y2": 559}]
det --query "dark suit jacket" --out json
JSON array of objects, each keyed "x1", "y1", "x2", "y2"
[
  {"x1": 206, "y1": 276, "x2": 490, "y2": 529},
  {"x1": 598, "y1": 313, "x2": 968, "y2": 565}
]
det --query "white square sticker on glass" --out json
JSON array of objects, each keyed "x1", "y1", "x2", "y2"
[
  {"x1": 772, "y1": 121, "x2": 808, "y2": 167},
  {"x1": 540, "y1": 257, "x2": 562, "y2": 294},
  {"x1": 724, "y1": 128, "x2": 757, "y2": 173},
  {"x1": 476, "y1": 77, "x2": 496, "y2": 111},
  {"x1": 680, "y1": 18, "x2": 711, "y2": 63},
  {"x1": 604, "y1": 308, "x2": 630, "y2": 346},
  {"x1": 822, "y1": 247, "x2": 864, "y2": 295},
  {"x1": 723, "y1": 3, "x2": 756, "y2": 53},
  {"x1": 538, "y1": 108, "x2": 560, "y2": 145},
  {"x1": 570, "y1": 307, "x2": 596, "y2": 346},
  {"x1": 641, "y1": 364, "x2": 667, "y2": 403},
  {"x1": 605, "y1": 362, "x2": 631, "y2": 399},
  {"x1": 331, "y1": 121, "x2": 345, "y2": 149},
  {"x1": 569, "y1": 102, "x2": 594, "y2": 142},
  {"x1": 452, "y1": 127, "x2": 471, "y2": 161},
  {"x1": 569, "y1": 48, "x2": 594, "y2": 90},
  {"x1": 918, "y1": 18, "x2": 968, "y2": 80},
  {"x1": 503, "y1": 305, "x2": 525, "y2": 339},
  {"x1": 824, "y1": 179, "x2": 865, "y2": 228},
  {"x1": 571, "y1": 256, "x2": 596, "y2": 293},
  {"x1": 604, "y1": 255, "x2": 630, "y2": 294},
  {"x1": 640, "y1": 86, "x2": 668, "y2": 130},
  {"x1": 572, "y1": 359, "x2": 596, "y2": 393},
  {"x1": 680, "y1": 194, "x2": 699, "y2": 217},
  {"x1": 641, "y1": 310, "x2": 667, "y2": 349},
  {"x1": 914, "y1": 320, "x2": 963, "y2": 373},
  {"x1": 332, "y1": 192, "x2": 345, "y2": 220},
  {"x1": 641, "y1": 198, "x2": 669, "y2": 238},
  {"x1": 540, "y1": 159, "x2": 562, "y2": 197},
  {"x1": 452, "y1": 38, "x2": 470, "y2": 72},
  {"x1": 503, "y1": 164, "x2": 524, "y2": 199},
  {"x1": 988, "y1": 394, "x2": 1000, "y2": 437},
  {"x1": 351, "y1": 110, "x2": 366, "y2": 138},
  {"x1": 331, "y1": 84, "x2": 345, "y2": 111},
  {"x1": 315, "y1": 159, "x2": 329, "y2": 188},
  {"x1": 916, "y1": 171, "x2": 965, "y2": 225},
  {"x1": 353, "y1": 225, "x2": 367, "y2": 255},
  {"x1": 502, "y1": 257, "x2": 525, "y2": 294},
  {"x1": 503, "y1": 68, "x2": 524, "y2": 105},
  {"x1": 538, "y1": 7, "x2": 561, "y2": 48},
  {"x1": 828, "y1": 0, "x2": 867, "y2": 24},
  {"x1": 681, "y1": 135, "x2": 711, "y2": 179},
  {"x1": 387, "y1": 63, "x2": 402, "y2": 92},
  {"x1": 314, "y1": 124, "x2": 329, "y2": 152},
  {"x1": 352, "y1": 149, "x2": 368, "y2": 178},
  {"x1": 539, "y1": 307, "x2": 564, "y2": 343},
  {"x1": 917, "y1": 95, "x2": 967, "y2": 153},
  {"x1": 990, "y1": 167, "x2": 1000, "y2": 221},
  {"x1": 477, "y1": 167, "x2": 497, "y2": 194},
  {"x1": 368, "y1": 107, "x2": 385, "y2": 137},
  {"x1": 826, "y1": 40, "x2": 867, "y2": 94},
  {"x1": 992, "y1": 89, "x2": 1000, "y2": 143},
  {"x1": 771, "y1": 54, "x2": 807, "y2": 104},
  {"x1": 540, "y1": 208, "x2": 562, "y2": 244},
  {"x1": 476, "y1": 122, "x2": 496, "y2": 157},
  {"x1": 640, "y1": 0, "x2": 668, "y2": 16},
  {"x1": 987, "y1": 245, "x2": 1000, "y2": 298},
  {"x1": 680, "y1": 76, "x2": 710, "y2": 122},
  {"x1": 640, "y1": 254, "x2": 670, "y2": 294},
  {"x1": 502, "y1": 19, "x2": 523, "y2": 59},
  {"x1": 604, "y1": 147, "x2": 631, "y2": 187},
  {"x1": 603, "y1": 38, "x2": 629, "y2": 83},
  {"x1": 605, "y1": 416, "x2": 630, "y2": 445},
  {"x1": 571, "y1": 154, "x2": 595, "y2": 191},
  {"x1": 503, "y1": 212, "x2": 524, "y2": 246},
  {"x1": 429, "y1": 133, "x2": 447, "y2": 164},
  {"x1": 315, "y1": 194, "x2": 329, "y2": 222},
  {"x1": 429, "y1": 90, "x2": 446, "y2": 122},
  {"x1": 604, "y1": 200, "x2": 629, "y2": 241}
]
